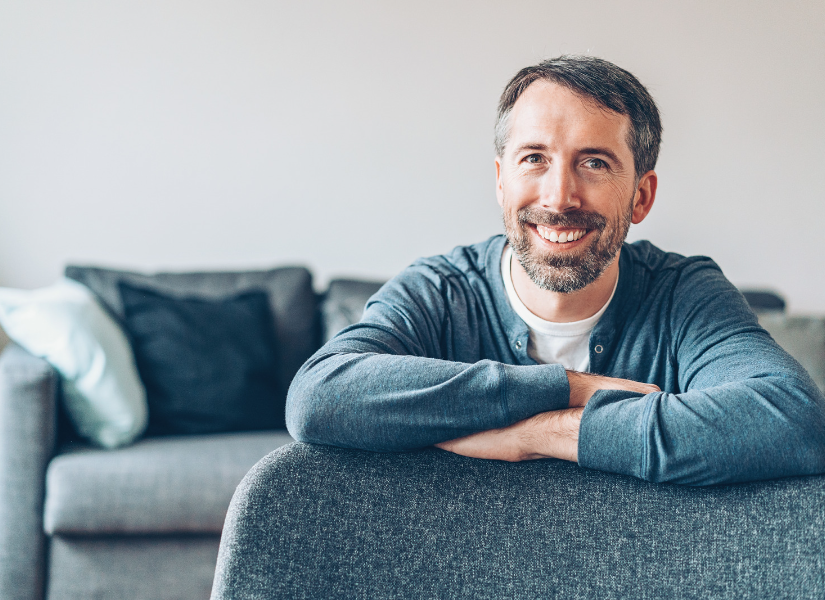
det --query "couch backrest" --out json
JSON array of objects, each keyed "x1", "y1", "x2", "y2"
[
  {"x1": 741, "y1": 289, "x2": 786, "y2": 313},
  {"x1": 212, "y1": 443, "x2": 825, "y2": 600},
  {"x1": 65, "y1": 265, "x2": 319, "y2": 399},
  {"x1": 320, "y1": 278, "x2": 385, "y2": 343},
  {"x1": 759, "y1": 313, "x2": 825, "y2": 393}
]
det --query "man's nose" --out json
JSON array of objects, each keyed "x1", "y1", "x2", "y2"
[{"x1": 538, "y1": 166, "x2": 580, "y2": 211}]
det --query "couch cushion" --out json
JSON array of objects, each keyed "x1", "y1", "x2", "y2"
[
  {"x1": 119, "y1": 283, "x2": 283, "y2": 434},
  {"x1": 64, "y1": 266, "x2": 319, "y2": 401},
  {"x1": 48, "y1": 535, "x2": 220, "y2": 600},
  {"x1": 43, "y1": 431, "x2": 293, "y2": 535},
  {"x1": 759, "y1": 314, "x2": 825, "y2": 392},
  {"x1": 321, "y1": 278, "x2": 385, "y2": 343}
]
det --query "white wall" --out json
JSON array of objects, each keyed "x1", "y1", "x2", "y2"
[{"x1": 1, "y1": 0, "x2": 823, "y2": 311}]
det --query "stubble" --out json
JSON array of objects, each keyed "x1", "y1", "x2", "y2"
[{"x1": 503, "y1": 199, "x2": 633, "y2": 293}]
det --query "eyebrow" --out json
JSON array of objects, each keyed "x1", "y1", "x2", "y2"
[{"x1": 512, "y1": 143, "x2": 548, "y2": 155}]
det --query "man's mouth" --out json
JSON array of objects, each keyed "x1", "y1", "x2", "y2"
[{"x1": 534, "y1": 224, "x2": 588, "y2": 244}]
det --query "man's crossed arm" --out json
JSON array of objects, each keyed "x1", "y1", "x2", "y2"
[
  {"x1": 435, "y1": 371, "x2": 660, "y2": 462},
  {"x1": 287, "y1": 260, "x2": 825, "y2": 484}
]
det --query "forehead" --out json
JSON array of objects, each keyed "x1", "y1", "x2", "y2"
[{"x1": 507, "y1": 80, "x2": 632, "y2": 156}]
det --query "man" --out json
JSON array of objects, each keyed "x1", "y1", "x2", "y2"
[{"x1": 286, "y1": 55, "x2": 825, "y2": 485}]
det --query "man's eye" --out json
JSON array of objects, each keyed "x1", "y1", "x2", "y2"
[
  {"x1": 585, "y1": 158, "x2": 607, "y2": 169},
  {"x1": 524, "y1": 154, "x2": 543, "y2": 164}
]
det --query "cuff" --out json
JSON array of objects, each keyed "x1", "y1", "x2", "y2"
[
  {"x1": 500, "y1": 363, "x2": 570, "y2": 423},
  {"x1": 577, "y1": 389, "x2": 652, "y2": 480}
]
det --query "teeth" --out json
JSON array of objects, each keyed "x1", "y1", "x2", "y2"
[{"x1": 536, "y1": 226, "x2": 585, "y2": 244}]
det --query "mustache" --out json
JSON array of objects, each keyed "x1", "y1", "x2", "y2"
[{"x1": 517, "y1": 207, "x2": 607, "y2": 230}]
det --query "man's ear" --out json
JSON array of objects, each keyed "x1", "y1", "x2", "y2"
[
  {"x1": 495, "y1": 156, "x2": 504, "y2": 208},
  {"x1": 631, "y1": 170, "x2": 657, "y2": 224}
]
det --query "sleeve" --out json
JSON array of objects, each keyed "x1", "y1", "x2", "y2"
[
  {"x1": 578, "y1": 261, "x2": 825, "y2": 485},
  {"x1": 285, "y1": 265, "x2": 570, "y2": 451}
]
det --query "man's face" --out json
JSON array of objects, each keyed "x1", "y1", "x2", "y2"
[{"x1": 496, "y1": 80, "x2": 652, "y2": 293}]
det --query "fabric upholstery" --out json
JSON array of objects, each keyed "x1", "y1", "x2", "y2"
[
  {"x1": 320, "y1": 278, "x2": 384, "y2": 343},
  {"x1": 213, "y1": 443, "x2": 825, "y2": 600},
  {"x1": 44, "y1": 431, "x2": 293, "y2": 535},
  {"x1": 0, "y1": 344, "x2": 57, "y2": 600},
  {"x1": 759, "y1": 313, "x2": 825, "y2": 392},
  {"x1": 65, "y1": 265, "x2": 318, "y2": 401},
  {"x1": 48, "y1": 534, "x2": 219, "y2": 600},
  {"x1": 119, "y1": 283, "x2": 283, "y2": 434}
]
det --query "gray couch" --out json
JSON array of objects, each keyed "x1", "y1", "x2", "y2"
[
  {"x1": 0, "y1": 265, "x2": 382, "y2": 600},
  {"x1": 1, "y1": 268, "x2": 823, "y2": 599}
]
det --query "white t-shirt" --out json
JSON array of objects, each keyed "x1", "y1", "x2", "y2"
[{"x1": 501, "y1": 245, "x2": 617, "y2": 372}]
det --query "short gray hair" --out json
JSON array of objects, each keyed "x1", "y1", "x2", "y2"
[{"x1": 494, "y1": 55, "x2": 662, "y2": 179}]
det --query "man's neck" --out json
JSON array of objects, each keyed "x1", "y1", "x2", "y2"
[{"x1": 510, "y1": 251, "x2": 621, "y2": 323}]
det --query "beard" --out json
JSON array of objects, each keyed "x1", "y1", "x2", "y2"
[{"x1": 502, "y1": 198, "x2": 633, "y2": 294}]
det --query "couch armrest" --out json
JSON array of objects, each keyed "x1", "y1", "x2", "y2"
[
  {"x1": 0, "y1": 344, "x2": 58, "y2": 600},
  {"x1": 213, "y1": 443, "x2": 825, "y2": 600}
]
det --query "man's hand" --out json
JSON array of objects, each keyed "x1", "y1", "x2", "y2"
[
  {"x1": 435, "y1": 407, "x2": 584, "y2": 462},
  {"x1": 435, "y1": 371, "x2": 660, "y2": 462},
  {"x1": 567, "y1": 371, "x2": 660, "y2": 407}
]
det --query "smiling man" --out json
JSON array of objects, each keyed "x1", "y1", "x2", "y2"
[{"x1": 287, "y1": 56, "x2": 825, "y2": 485}]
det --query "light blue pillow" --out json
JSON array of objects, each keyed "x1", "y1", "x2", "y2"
[{"x1": 0, "y1": 278, "x2": 147, "y2": 447}]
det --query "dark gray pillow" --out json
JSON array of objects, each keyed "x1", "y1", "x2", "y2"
[
  {"x1": 65, "y1": 265, "x2": 318, "y2": 397},
  {"x1": 119, "y1": 283, "x2": 283, "y2": 435}
]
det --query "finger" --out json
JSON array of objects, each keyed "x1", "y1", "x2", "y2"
[{"x1": 618, "y1": 378, "x2": 660, "y2": 394}]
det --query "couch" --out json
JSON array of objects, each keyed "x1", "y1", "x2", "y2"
[
  {"x1": 1, "y1": 264, "x2": 823, "y2": 599},
  {"x1": 0, "y1": 265, "x2": 382, "y2": 600}
]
